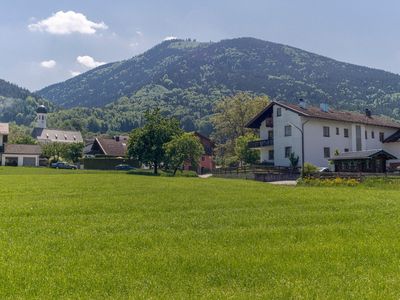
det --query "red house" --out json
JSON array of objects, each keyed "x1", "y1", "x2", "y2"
[{"x1": 184, "y1": 132, "x2": 215, "y2": 174}]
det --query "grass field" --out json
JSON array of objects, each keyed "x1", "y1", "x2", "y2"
[{"x1": 0, "y1": 167, "x2": 400, "y2": 298}]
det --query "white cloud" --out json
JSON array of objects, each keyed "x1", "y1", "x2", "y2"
[
  {"x1": 77, "y1": 55, "x2": 106, "y2": 68},
  {"x1": 40, "y1": 60, "x2": 56, "y2": 68},
  {"x1": 70, "y1": 71, "x2": 81, "y2": 77},
  {"x1": 163, "y1": 36, "x2": 178, "y2": 41},
  {"x1": 136, "y1": 30, "x2": 143, "y2": 37},
  {"x1": 28, "y1": 11, "x2": 108, "y2": 35}
]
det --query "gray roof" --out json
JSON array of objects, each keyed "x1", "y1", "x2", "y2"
[
  {"x1": 329, "y1": 149, "x2": 397, "y2": 160},
  {"x1": 4, "y1": 144, "x2": 42, "y2": 155},
  {"x1": 32, "y1": 128, "x2": 83, "y2": 143}
]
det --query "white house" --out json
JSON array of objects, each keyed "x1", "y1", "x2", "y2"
[{"x1": 247, "y1": 100, "x2": 400, "y2": 172}]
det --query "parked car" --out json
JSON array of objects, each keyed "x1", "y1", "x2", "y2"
[
  {"x1": 115, "y1": 164, "x2": 135, "y2": 171},
  {"x1": 50, "y1": 162, "x2": 78, "y2": 169},
  {"x1": 318, "y1": 167, "x2": 331, "y2": 173}
]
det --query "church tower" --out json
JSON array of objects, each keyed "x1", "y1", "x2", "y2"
[{"x1": 36, "y1": 105, "x2": 47, "y2": 129}]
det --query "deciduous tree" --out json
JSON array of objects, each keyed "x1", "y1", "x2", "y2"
[
  {"x1": 164, "y1": 132, "x2": 204, "y2": 175},
  {"x1": 211, "y1": 92, "x2": 269, "y2": 164},
  {"x1": 234, "y1": 133, "x2": 259, "y2": 166},
  {"x1": 128, "y1": 109, "x2": 182, "y2": 174}
]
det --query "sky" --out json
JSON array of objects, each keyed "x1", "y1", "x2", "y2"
[{"x1": 2, "y1": 0, "x2": 400, "y2": 91}]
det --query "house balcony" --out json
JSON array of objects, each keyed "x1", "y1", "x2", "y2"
[
  {"x1": 248, "y1": 139, "x2": 274, "y2": 149},
  {"x1": 265, "y1": 117, "x2": 273, "y2": 128}
]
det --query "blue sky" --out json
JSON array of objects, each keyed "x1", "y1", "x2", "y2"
[{"x1": 2, "y1": 0, "x2": 400, "y2": 91}]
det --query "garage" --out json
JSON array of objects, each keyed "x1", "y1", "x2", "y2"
[
  {"x1": 23, "y1": 157, "x2": 36, "y2": 167},
  {"x1": 1, "y1": 144, "x2": 41, "y2": 167},
  {"x1": 5, "y1": 157, "x2": 18, "y2": 166}
]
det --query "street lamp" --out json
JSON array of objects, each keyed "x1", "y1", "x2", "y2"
[{"x1": 287, "y1": 120, "x2": 309, "y2": 178}]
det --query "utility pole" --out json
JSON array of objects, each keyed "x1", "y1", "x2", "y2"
[{"x1": 288, "y1": 120, "x2": 309, "y2": 177}]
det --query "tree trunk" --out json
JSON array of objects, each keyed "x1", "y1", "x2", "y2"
[
  {"x1": 154, "y1": 162, "x2": 158, "y2": 175},
  {"x1": 173, "y1": 167, "x2": 178, "y2": 176}
]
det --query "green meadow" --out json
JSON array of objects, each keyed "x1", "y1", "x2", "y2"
[{"x1": 0, "y1": 167, "x2": 399, "y2": 298}]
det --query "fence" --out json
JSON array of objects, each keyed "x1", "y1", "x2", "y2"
[
  {"x1": 213, "y1": 165, "x2": 300, "y2": 182},
  {"x1": 82, "y1": 158, "x2": 140, "y2": 170}
]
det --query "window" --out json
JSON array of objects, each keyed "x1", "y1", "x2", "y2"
[
  {"x1": 284, "y1": 125, "x2": 292, "y2": 137},
  {"x1": 344, "y1": 128, "x2": 349, "y2": 138},
  {"x1": 201, "y1": 156, "x2": 205, "y2": 161},
  {"x1": 268, "y1": 130, "x2": 273, "y2": 140},
  {"x1": 344, "y1": 148, "x2": 349, "y2": 152},
  {"x1": 323, "y1": 126, "x2": 330, "y2": 137},
  {"x1": 365, "y1": 130, "x2": 368, "y2": 140},
  {"x1": 379, "y1": 132, "x2": 385, "y2": 142},
  {"x1": 356, "y1": 126, "x2": 362, "y2": 151},
  {"x1": 324, "y1": 147, "x2": 331, "y2": 158},
  {"x1": 268, "y1": 150, "x2": 274, "y2": 160},
  {"x1": 371, "y1": 131, "x2": 375, "y2": 139},
  {"x1": 336, "y1": 127, "x2": 340, "y2": 135},
  {"x1": 277, "y1": 107, "x2": 282, "y2": 117},
  {"x1": 285, "y1": 147, "x2": 292, "y2": 158}
]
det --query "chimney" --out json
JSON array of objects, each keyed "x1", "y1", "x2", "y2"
[
  {"x1": 299, "y1": 98, "x2": 307, "y2": 109},
  {"x1": 365, "y1": 108, "x2": 372, "y2": 117},
  {"x1": 320, "y1": 103, "x2": 329, "y2": 112}
]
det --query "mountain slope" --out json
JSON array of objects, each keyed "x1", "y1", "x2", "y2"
[
  {"x1": 40, "y1": 37, "x2": 400, "y2": 117},
  {"x1": 0, "y1": 79, "x2": 52, "y2": 126}
]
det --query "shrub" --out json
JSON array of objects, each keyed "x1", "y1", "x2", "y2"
[
  {"x1": 298, "y1": 177, "x2": 360, "y2": 187},
  {"x1": 303, "y1": 162, "x2": 318, "y2": 176}
]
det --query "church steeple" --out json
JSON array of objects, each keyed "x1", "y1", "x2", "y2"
[{"x1": 36, "y1": 105, "x2": 47, "y2": 129}]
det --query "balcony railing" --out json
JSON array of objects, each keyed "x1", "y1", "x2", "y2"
[{"x1": 248, "y1": 139, "x2": 274, "y2": 149}]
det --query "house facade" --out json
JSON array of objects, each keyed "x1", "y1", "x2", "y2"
[
  {"x1": 184, "y1": 132, "x2": 215, "y2": 174},
  {"x1": 2, "y1": 144, "x2": 41, "y2": 167},
  {"x1": 247, "y1": 100, "x2": 400, "y2": 171}
]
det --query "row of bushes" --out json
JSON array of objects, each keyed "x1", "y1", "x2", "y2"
[{"x1": 298, "y1": 177, "x2": 360, "y2": 187}]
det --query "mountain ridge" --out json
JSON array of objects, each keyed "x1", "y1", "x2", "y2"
[{"x1": 38, "y1": 37, "x2": 400, "y2": 118}]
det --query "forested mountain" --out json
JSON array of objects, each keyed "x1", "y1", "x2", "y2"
[
  {"x1": 37, "y1": 37, "x2": 400, "y2": 135},
  {"x1": 0, "y1": 79, "x2": 52, "y2": 126}
]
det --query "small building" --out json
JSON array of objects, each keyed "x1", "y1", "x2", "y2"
[
  {"x1": 330, "y1": 149, "x2": 397, "y2": 173},
  {"x1": 86, "y1": 136, "x2": 128, "y2": 157},
  {"x1": 2, "y1": 144, "x2": 42, "y2": 167},
  {"x1": 31, "y1": 105, "x2": 83, "y2": 144},
  {"x1": 184, "y1": 132, "x2": 215, "y2": 174},
  {"x1": 83, "y1": 136, "x2": 138, "y2": 170}
]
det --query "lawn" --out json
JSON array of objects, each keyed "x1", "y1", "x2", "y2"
[{"x1": 0, "y1": 167, "x2": 399, "y2": 298}]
